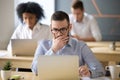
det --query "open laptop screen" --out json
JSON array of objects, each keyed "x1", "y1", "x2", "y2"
[{"x1": 11, "y1": 39, "x2": 37, "y2": 56}]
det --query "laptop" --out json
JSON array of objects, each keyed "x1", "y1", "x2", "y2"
[
  {"x1": 37, "y1": 55, "x2": 79, "y2": 80},
  {"x1": 11, "y1": 39, "x2": 38, "y2": 56}
]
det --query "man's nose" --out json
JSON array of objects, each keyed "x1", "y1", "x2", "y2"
[
  {"x1": 57, "y1": 30, "x2": 63, "y2": 36},
  {"x1": 75, "y1": 15, "x2": 79, "y2": 19},
  {"x1": 58, "y1": 31, "x2": 62, "y2": 35}
]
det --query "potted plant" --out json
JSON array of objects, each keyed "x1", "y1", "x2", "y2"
[{"x1": 1, "y1": 61, "x2": 12, "y2": 80}]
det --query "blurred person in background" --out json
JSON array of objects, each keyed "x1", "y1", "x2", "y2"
[
  {"x1": 69, "y1": 0, "x2": 102, "y2": 41},
  {"x1": 7, "y1": 2, "x2": 52, "y2": 72},
  {"x1": 7, "y1": 2, "x2": 52, "y2": 52}
]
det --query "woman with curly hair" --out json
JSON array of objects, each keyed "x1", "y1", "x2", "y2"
[
  {"x1": 7, "y1": 2, "x2": 52, "y2": 72},
  {"x1": 8, "y1": 2, "x2": 52, "y2": 51},
  {"x1": 12, "y1": 2, "x2": 51, "y2": 39}
]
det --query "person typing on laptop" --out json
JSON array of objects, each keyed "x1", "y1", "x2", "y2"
[
  {"x1": 31, "y1": 11, "x2": 105, "y2": 78},
  {"x1": 7, "y1": 2, "x2": 52, "y2": 52},
  {"x1": 7, "y1": 2, "x2": 52, "y2": 72}
]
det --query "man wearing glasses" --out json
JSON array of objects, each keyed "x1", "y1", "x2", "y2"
[{"x1": 31, "y1": 11, "x2": 105, "y2": 78}]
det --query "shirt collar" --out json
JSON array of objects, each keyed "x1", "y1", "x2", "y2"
[
  {"x1": 33, "y1": 22, "x2": 41, "y2": 30},
  {"x1": 66, "y1": 37, "x2": 73, "y2": 47},
  {"x1": 23, "y1": 22, "x2": 39, "y2": 30}
]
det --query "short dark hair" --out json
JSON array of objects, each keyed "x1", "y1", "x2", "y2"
[
  {"x1": 51, "y1": 11, "x2": 70, "y2": 24},
  {"x1": 72, "y1": 0, "x2": 84, "y2": 10},
  {"x1": 16, "y1": 2, "x2": 45, "y2": 23}
]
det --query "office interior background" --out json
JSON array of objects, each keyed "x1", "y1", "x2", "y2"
[{"x1": 0, "y1": 0, "x2": 120, "y2": 49}]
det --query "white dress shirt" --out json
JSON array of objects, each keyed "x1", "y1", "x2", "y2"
[
  {"x1": 69, "y1": 13, "x2": 102, "y2": 41},
  {"x1": 11, "y1": 22, "x2": 52, "y2": 40},
  {"x1": 31, "y1": 37, "x2": 105, "y2": 78},
  {"x1": 7, "y1": 22, "x2": 52, "y2": 52}
]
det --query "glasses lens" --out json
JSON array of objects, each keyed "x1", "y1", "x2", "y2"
[
  {"x1": 51, "y1": 28, "x2": 67, "y2": 34},
  {"x1": 51, "y1": 25, "x2": 69, "y2": 34},
  {"x1": 51, "y1": 29, "x2": 58, "y2": 33},
  {"x1": 60, "y1": 28, "x2": 67, "y2": 33}
]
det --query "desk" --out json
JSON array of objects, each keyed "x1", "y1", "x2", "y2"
[
  {"x1": 0, "y1": 71, "x2": 118, "y2": 80},
  {"x1": 0, "y1": 71, "x2": 36, "y2": 80},
  {"x1": 0, "y1": 48, "x2": 120, "y2": 68},
  {"x1": 0, "y1": 56, "x2": 33, "y2": 69},
  {"x1": 91, "y1": 47, "x2": 120, "y2": 54},
  {"x1": 91, "y1": 47, "x2": 120, "y2": 65},
  {"x1": 86, "y1": 41, "x2": 120, "y2": 48},
  {"x1": 0, "y1": 50, "x2": 33, "y2": 68},
  {"x1": 0, "y1": 71, "x2": 115, "y2": 80},
  {"x1": 86, "y1": 41, "x2": 120, "y2": 66}
]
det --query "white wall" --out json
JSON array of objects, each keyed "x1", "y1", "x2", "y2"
[{"x1": 0, "y1": 0, "x2": 14, "y2": 49}]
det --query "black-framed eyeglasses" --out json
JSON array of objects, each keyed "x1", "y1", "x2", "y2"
[{"x1": 51, "y1": 26, "x2": 68, "y2": 34}]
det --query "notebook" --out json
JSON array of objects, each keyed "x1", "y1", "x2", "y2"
[
  {"x1": 11, "y1": 39, "x2": 38, "y2": 56},
  {"x1": 37, "y1": 55, "x2": 79, "y2": 80}
]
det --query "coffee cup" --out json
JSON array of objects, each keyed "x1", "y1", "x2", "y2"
[{"x1": 105, "y1": 65, "x2": 120, "y2": 79}]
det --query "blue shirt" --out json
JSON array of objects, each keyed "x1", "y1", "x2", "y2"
[{"x1": 31, "y1": 37, "x2": 105, "y2": 78}]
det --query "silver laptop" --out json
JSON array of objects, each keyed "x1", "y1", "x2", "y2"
[
  {"x1": 11, "y1": 39, "x2": 38, "y2": 56},
  {"x1": 37, "y1": 55, "x2": 79, "y2": 80}
]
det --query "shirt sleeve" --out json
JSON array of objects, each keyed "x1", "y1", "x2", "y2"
[
  {"x1": 69, "y1": 14, "x2": 76, "y2": 35},
  {"x1": 81, "y1": 44, "x2": 105, "y2": 78},
  {"x1": 70, "y1": 25, "x2": 76, "y2": 35},
  {"x1": 90, "y1": 17, "x2": 102, "y2": 41},
  {"x1": 45, "y1": 48, "x2": 55, "y2": 55},
  {"x1": 31, "y1": 40, "x2": 45, "y2": 74}
]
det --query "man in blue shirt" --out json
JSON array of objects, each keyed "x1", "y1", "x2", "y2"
[{"x1": 31, "y1": 11, "x2": 105, "y2": 78}]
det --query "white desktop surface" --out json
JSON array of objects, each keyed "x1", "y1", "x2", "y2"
[
  {"x1": 82, "y1": 77, "x2": 111, "y2": 80},
  {"x1": 0, "y1": 50, "x2": 12, "y2": 57}
]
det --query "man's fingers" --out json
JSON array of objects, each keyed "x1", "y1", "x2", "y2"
[{"x1": 79, "y1": 65, "x2": 90, "y2": 77}]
